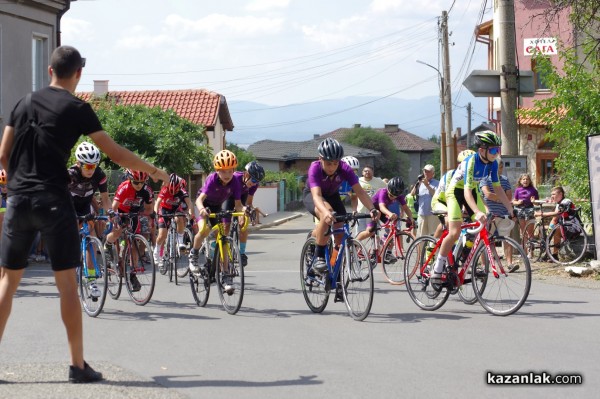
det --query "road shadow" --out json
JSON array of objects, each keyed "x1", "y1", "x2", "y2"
[{"x1": 152, "y1": 374, "x2": 321, "y2": 389}]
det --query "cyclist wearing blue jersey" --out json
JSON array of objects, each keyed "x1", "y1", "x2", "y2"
[
  {"x1": 303, "y1": 138, "x2": 379, "y2": 274},
  {"x1": 431, "y1": 131, "x2": 514, "y2": 282}
]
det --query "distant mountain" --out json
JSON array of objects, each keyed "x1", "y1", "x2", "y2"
[{"x1": 227, "y1": 95, "x2": 488, "y2": 146}]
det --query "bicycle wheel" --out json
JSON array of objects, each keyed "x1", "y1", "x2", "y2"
[
  {"x1": 79, "y1": 236, "x2": 108, "y2": 317},
  {"x1": 341, "y1": 239, "x2": 373, "y2": 321},
  {"x1": 521, "y1": 220, "x2": 544, "y2": 262},
  {"x1": 382, "y1": 232, "x2": 413, "y2": 285},
  {"x1": 190, "y1": 243, "x2": 210, "y2": 307},
  {"x1": 159, "y1": 234, "x2": 170, "y2": 276},
  {"x1": 457, "y1": 244, "x2": 486, "y2": 305},
  {"x1": 124, "y1": 234, "x2": 156, "y2": 306},
  {"x1": 176, "y1": 228, "x2": 193, "y2": 278},
  {"x1": 216, "y1": 237, "x2": 245, "y2": 315},
  {"x1": 546, "y1": 224, "x2": 588, "y2": 265},
  {"x1": 106, "y1": 244, "x2": 122, "y2": 300},
  {"x1": 472, "y1": 236, "x2": 531, "y2": 316},
  {"x1": 300, "y1": 237, "x2": 329, "y2": 313},
  {"x1": 404, "y1": 236, "x2": 450, "y2": 311},
  {"x1": 359, "y1": 235, "x2": 378, "y2": 271}
]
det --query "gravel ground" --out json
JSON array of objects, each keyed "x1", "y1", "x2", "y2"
[{"x1": 531, "y1": 259, "x2": 600, "y2": 289}]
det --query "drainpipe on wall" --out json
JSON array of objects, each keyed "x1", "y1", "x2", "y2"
[{"x1": 56, "y1": 0, "x2": 72, "y2": 47}]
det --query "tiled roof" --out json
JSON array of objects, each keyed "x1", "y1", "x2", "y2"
[
  {"x1": 77, "y1": 89, "x2": 234, "y2": 130},
  {"x1": 322, "y1": 126, "x2": 438, "y2": 152},
  {"x1": 518, "y1": 107, "x2": 566, "y2": 128},
  {"x1": 248, "y1": 139, "x2": 380, "y2": 160}
]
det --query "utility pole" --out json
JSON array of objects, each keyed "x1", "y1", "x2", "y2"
[
  {"x1": 498, "y1": 0, "x2": 519, "y2": 155},
  {"x1": 441, "y1": 10, "x2": 454, "y2": 170},
  {"x1": 466, "y1": 102, "x2": 472, "y2": 148}
]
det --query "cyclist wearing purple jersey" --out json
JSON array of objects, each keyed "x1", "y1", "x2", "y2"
[
  {"x1": 189, "y1": 150, "x2": 245, "y2": 293},
  {"x1": 303, "y1": 138, "x2": 379, "y2": 274}
]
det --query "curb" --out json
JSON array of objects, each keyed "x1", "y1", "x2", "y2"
[{"x1": 247, "y1": 212, "x2": 306, "y2": 232}]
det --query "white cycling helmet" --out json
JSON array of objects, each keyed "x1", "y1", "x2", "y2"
[
  {"x1": 75, "y1": 141, "x2": 101, "y2": 165},
  {"x1": 341, "y1": 156, "x2": 360, "y2": 170}
]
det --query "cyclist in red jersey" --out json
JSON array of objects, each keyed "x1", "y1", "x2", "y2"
[
  {"x1": 104, "y1": 169, "x2": 154, "y2": 291},
  {"x1": 153, "y1": 173, "x2": 194, "y2": 270}
]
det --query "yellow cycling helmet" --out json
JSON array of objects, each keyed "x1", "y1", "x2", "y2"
[{"x1": 457, "y1": 149, "x2": 476, "y2": 163}]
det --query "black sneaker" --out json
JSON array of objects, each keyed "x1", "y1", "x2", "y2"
[
  {"x1": 312, "y1": 257, "x2": 327, "y2": 274},
  {"x1": 334, "y1": 286, "x2": 344, "y2": 303},
  {"x1": 69, "y1": 361, "x2": 103, "y2": 383},
  {"x1": 241, "y1": 253, "x2": 248, "y2": 267},
  {"x1": 129, "y1": 273, "x2": 142, "y2": 292}
]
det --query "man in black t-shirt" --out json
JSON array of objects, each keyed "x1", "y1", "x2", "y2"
[{"x1": 0, "y1": 46, "x2": 169, "y2": 383}]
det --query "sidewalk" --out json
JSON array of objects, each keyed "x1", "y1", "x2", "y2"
[{"x1": 246, "y1": 210, "x2": 306, "y2": 232}]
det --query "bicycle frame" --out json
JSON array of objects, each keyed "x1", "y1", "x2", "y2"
[
  {"x1": 208, "y1": 211, "x2": 247, "y2": 266},
  {"x1": 79, "y1": 215, "x2": 111, "y2": 279},
  {"x1": 374, "y1": 218, "x2": 414, "y2": 262}
]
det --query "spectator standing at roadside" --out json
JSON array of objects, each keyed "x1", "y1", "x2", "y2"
[
  {"x1": 512, "y1": 173, "x2": 539, "y2": 241},
  {"x1": 0, "y1": 46, "x2": 168, "y2": 383},
  {"x1": 410, "y1": 164, "x2": 439, "y2": 237},
  {"x1": 356, "y1": 165, "x2": 387, "y2": 233}
]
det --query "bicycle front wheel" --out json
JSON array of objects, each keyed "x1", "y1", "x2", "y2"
[
  {"x1": 176, "y1": 228, "x2": 193, "y2": 278},
  {"x1": 216, "y1": 237, "x2": 245, "y2": 314},
  {"x1": 300, "y1": 237, "x2": 329, "y2": 313},
  {"x1": 341, "y1": 239, "x2": 373, "y2": 321},
  {"x1": 124, "y1": 234, "x2": 156, "y2": 306},
  {"x1": 546, "y1": 224, "x2": 588, "y2": 265},
  {"x1": 522, "y1": 220, "x2": 544, "y2": 262},
  {"x1": 457, "y1": 244, "x2": 486, "y2": 305},
  {"x1": 404, "y1": 236, "x2": 450, "y2": 311},
  {"x1": 79, "y1": 236, "x2": 108, "y2": 317},
  {"x1": 473, "y1": 236, "x2": 531, "y2": 316},
  {"x1": 382, "y1": 232, "x2": 413, "y2": 285}
]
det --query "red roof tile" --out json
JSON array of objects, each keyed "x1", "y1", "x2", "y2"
[{"x1": 77, "y1": 89, "x2": 234, "y2": 130}]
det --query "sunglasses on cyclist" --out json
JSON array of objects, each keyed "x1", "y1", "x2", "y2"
[
  {"x1": 487, "y1": 147, "x2": 501, "y2": 155},
  {"x1": 250, "y1": 177, "x2": 259, "y2": 184},
  {"x1": 81, "y1": 163, "x2": 97, "y2": 171},
  {"x1": 131, "y1": 180, "x2": 146, "y2": 185}
]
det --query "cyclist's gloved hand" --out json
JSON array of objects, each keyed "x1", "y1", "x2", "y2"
[
  {"x1": 107, "y1": 209, "x2": 115, "y2": 218},
  {"x1": 406, "y1": 218, "x2": 413, "y2": 228},
  {"x1": 369, "y1": 208, "x2": 380, "y2": 221}
]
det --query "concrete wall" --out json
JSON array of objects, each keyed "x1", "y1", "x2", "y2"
[{"x1": 250, "y1": 186, "x2": 278, "y2": 215}]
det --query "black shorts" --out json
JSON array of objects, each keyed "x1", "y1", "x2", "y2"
[
  {"x1": 225, "y1": 193, "x2": 249, "y2": 210},
  {"x1": 0, "y1": 192, "x2": 80, "y2": 271},
  {"x1": 303, "y1": 189, "x2": 347, "y2": 219},
  {"x1": 203, "y1": 202, "x2": 229, "y2": 227}
]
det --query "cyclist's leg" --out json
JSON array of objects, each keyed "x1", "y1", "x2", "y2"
[
  {"x1": 303, "y1": 190, "x2": 336, "y2": 274},
  {"x1": 433, "y1": 188, "x2": 464, "y2": 279}
]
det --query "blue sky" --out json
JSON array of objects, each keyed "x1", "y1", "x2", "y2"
[{"x1": 62, "y1": 0, "x2": 491, "y2": 107}]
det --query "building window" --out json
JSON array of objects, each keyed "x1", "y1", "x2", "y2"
[
  {"x1": 531, "y1": 58, "x2": 549, "y2": 91},
  {"x1": 32, "y1": 36, "x2": 48, "y2": 91}
]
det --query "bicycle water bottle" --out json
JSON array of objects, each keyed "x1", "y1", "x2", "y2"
[
  {"x1": 209, "y1": 241, "x2": 216, "y2": 258},
  {"x1": 453, "y1": 229, "x2": 467, "y2": 261},
  {"x1": 460, "y1": 233, "x2": 474, "y2": 262},
  {"x1": 330, "y1": 246, "x2": 339, "y2": 267}
]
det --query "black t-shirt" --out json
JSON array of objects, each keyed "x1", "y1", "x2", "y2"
[
  {"x1": 68, "y1": 165, "x2": 108, "y2": 215},
  {"x1": 7, "y1": 86, "x2": 103, "y2": 195}
]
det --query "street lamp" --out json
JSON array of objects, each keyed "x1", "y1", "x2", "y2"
[{"x1": 416, "y1": 60, "x2": 448, "y2": 174}]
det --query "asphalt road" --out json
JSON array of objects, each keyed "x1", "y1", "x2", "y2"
[{"x1": 1, "y1": 212, "x2": 599, "y2": 398}]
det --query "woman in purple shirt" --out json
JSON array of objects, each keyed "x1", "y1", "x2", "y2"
[
  {"x1": 303, "y1": 138, "x2": 379, "y2": 274},
  {"x1": 512, "y1": 173, "x2": 539, "y2": 240},
  {"x1": 355, "y1": 177, "x2": 414, "y2": 241}
]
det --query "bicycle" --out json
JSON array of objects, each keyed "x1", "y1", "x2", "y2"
[
  {"x1": 359, "y1": 218, "x2": 415, "y2": 285},
  {"x1": 189, "y1": 210, "x2": 247, "y2": 315},
  {"x1": 403, "y1": 212, "x2": 531, "y2": 316},
  {"x1": 521, "y1": 201, "x2": 550, "y2": 262},
  {"x1": 104, "y1": 213, "x2": 156, "y2": 306},
  {"x1": 522, "y1": 201, "x2": 589, "y2": 265},
  {"x1": 300, "y1": 212, "x2": 374, "y2": 321},
  {"x1": 77, "y1": 214, "x2": 110, "y2": 317},
  {"x1": 229, "y1": 208, "x2": 250, "y2": 264},
  {"x1": 158, "y1": 212, "x2": 194, "y2": 284}
]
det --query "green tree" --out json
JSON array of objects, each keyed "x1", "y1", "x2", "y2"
[
  {"x1": 227, "y1": 143, "x2": 255, "y2": 171},
  {"x1": 518, "y1": 43, "x2": 599, "y2": 216},
  {"x1": 342, "y1": 127, "x2": 408, "y2": 180},
  {"x1": 91, "y1": 101, "x2": 213, "y2": 175},
  {"x1": 427, "y1": 135, "x2": 441, "y2": 177}
]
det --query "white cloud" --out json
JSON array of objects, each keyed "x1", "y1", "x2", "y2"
[
  {"x1": 60, "y1": 17, "x2": 94, "y2": 42},
  {"x1": 116, "y1": 13, "x2": 285, "y2": 50},
  {"x1": 370, "y1": 0, "x2": 446, "y2": 14},
  {"x1": 246, "y1": 0, "x2": 290, "y2": 12},
  {"x1": 301, "y1": 15, "x2": 369, "y2": 48}
]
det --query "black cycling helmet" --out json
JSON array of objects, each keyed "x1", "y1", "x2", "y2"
[
  {"x1": 245, "y1": 161, "x2": 265, "y2": 182},
  {"x1": 387, "y1": 176, "x2": 405, "y2": 197},
  {"x1": 318, "y1": 138, "x2": 344, "y2": 161},
  {"x1": 474, "y1": 131, "x2": 502, "y2": 148}
]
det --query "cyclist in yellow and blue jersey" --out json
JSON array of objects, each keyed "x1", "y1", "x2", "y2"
[{"x1": 431, "y1": 131, "x2": 514, "y2": 282}]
